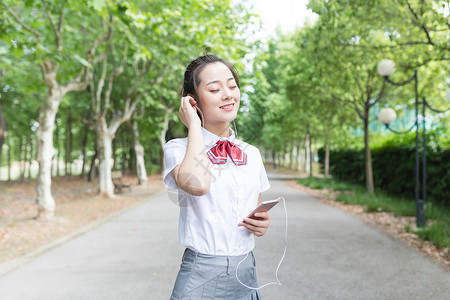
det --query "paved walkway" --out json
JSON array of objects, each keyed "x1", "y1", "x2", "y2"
[{"x1": 0, "y1": 172, "x2": 449, "y2": 299}]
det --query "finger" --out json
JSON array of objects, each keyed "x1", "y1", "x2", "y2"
[
  {"x1": 252, "y1": 212, "x2": 264, "y2": 219},
  {"x1": 181, "y1": 96, "x2": 196, "y2": 112},
  {"x1": 187, "y1": 96, "x2": 197, "y2": 107},
  {"x1": 253, "y1": 212, "x2": 270, "y2": 221},
  {"x1": 180, "y1": 97, "x2": 185, "y2": 109},
  {"x1": 241, "y1": 219, "x2": 260, "y2": 231},
  {"x1": 242, "y1": 217, "x2": 262, "y2": 227},
  {"x1": 243, "y1": 224, "x2": 264, "y2": 236}
]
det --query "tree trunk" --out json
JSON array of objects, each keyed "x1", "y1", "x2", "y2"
[
  {"x1": 120, "y1": 130, "x2": 127, "y2": 173},
  {"x1": 57, "y1": 132, "x2": 62, "y2": 177},
  {"x1": 277, "y1": 152, "x2": 281, "y2": 168},
  {"x1": 54, "y1": 120, "x2": 60, "y2": 177},
  {"x1": 272, "y1": 151, "x2": 276, "y2": 169},
  {"x1": 305, "y1": 134, "x2": 311, "y2": 176},
  {"x1": 7, "y1": 137, "x2": 11, "y2": 181},
  {"x1": 112, "y1": 132, "x2": 117, "y2": 170},
  {"x1": 88, "y1": 140, "x2": 97, "y2": 182},
  {"x1": 66, "y1": 109, "x2": 73, "y2": 179},
  {"x1": 36, "y1": 89, "x2": 63, "y2": 217},
  {"x1": 158, "y1": 109, "x2": 171, "y2": 173},
  {"x1": 291, "y1": 143, "x2": 296, "y2": 170},
  {"x1": 325, "y1": 141, "x2": 330, "y2": 177},
  {"x1": 65, "y1": 116, "x2": 68, "y2": 177},
  {"x1": 296, "y1": 140, "x2": 302, "y2": 171},
  {"x1": 95, "y1": 121, "x2": 115, "y2": 197},
  {"x1": 364, "y1": 116, "x2": 374, "y2": 194},
  {"x1": 128, "y1": 133, "x2": 135, "y2": 173},
  {"x1": 132, "y1": 121, "x2": 148, "y2": 185},
  {"x1": 0, "y1": 108, "x2": 5, "y2": 172},
  {"x1": 309, "y1": 136, "x2": 314, "y2": 178},
  {"x1": 19, "y1": 136, "x2": 25, "y2": 182},
  {"x1": 283, "y1": 145, "x2": 289, "y2": 168},
  {"x1": 262, "y1": 149, "x2": 269, "y2": 163},
  {"x1": 80, "y1": 125, "x2": 88, "y2": 178},
  {"x1": 26, "y1": 136, "x2": 32, "y2": 179}
]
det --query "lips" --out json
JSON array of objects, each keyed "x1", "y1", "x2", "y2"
[{"x1": 220, "y1": 103, "x2": 234, "y2": 110}]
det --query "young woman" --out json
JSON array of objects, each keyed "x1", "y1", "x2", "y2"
[{"x1": 163, "y1": 54, "x2": 271, "y2": 299}]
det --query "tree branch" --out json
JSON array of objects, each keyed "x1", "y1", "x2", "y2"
[
  {"x1": 89, "y1": 74, "x2": 98, "y2": 114},
  {"x1": 58, "y1": 5, "x2": 65, "y2": 33},
  {"x1": 350, "y1": 95, "x2": 364, "y2": 120},
  {"x1": 63, "y1": 78, "x2": 89, "y2": 93},
  {"x1": 82, "y1": 118, "x2": 95, "y2": 128},
  {"x1": 108, "y1": 91, "x2": 143, "y2": 135},
  {"x1": 86, "y1": 16, "x2": 112, "y2": 64},
  {"x1": 102, "y1": 45, "x2": 128, "y2": 119},
  {"x1": 96, "y1": 52, "x2": 108, "y2": 115},
  {"x1": 64, "y1": 16, "x2": 112, "y2": 98},
  {"x1": 124, "y1": 58, "x2": 153, "y2": 101},
  {"x1": 93, "y1": 50, "x2": 108, "y2": 65},
  {"x1": 369, "y1": 78, "x2": 387, "y2": 110},
  {"x1": 353, "y1": 69, "x2": 365, "y2": 100},
  {"x1": 1, "y1": 1, "x2": 43, "y2": 43},
  {"x1": 40, "y1": 61, "x2": 59, "y2": 90},
  {"x1": 406, "y1": 0, "x2": 434, "y2": 45},
  {"x1": 42, "y1": 0, "x2": 64, "y2": 52}
]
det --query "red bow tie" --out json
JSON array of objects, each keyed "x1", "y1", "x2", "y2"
[{"x1": 207, "y1": 140, "x2": 247, "y2": 166}]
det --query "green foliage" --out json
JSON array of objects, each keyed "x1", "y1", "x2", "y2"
[
  {"x1": 415, "y1": 221, "x2": 450, "y2": 249},
  {"x1": 0, "y1": 0, "x2": 258, "y2": 181},
  {"x1": 328, "y1": 149, "x2": 366, "y2": 184},
  {"x1": 325, "y1": 130, "x2": 450, "y2": 205},
  {"x1": 417, "y1": 202, "x2": 450, "y2": 248}
]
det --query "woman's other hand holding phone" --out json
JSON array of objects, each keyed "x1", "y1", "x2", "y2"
[
  {"x1": 179, "y1": 96, "x2": 201, "y2": 129},
  {"x1": 239, "y1": 212, "x2": 271, "y2": 237}
]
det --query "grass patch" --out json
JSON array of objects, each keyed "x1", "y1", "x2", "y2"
[
  {"x1": 297, "y1": 176, "x2": 450, "y2": 249},
  {"x1": 418, "y1": 203, "x2": 450, "y2": 248},
  {"x1": 297, "y1": 177, "x2": 361, "y2": 191},
  {"x1": 415, "y1": 221, "x2": 450, "y2": 248}
]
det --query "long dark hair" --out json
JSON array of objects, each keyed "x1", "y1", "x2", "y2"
[{"x1": 181, "y1": 54, "x2": 240, "y2": 101}]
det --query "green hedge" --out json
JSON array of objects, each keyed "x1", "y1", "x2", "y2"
[{"x1": 320, "y1": 143, "x2": 450, "y2": 206}]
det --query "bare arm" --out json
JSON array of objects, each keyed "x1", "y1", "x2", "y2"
[{"x1": 172, "y1": 96, "x2": 211, "y2": 196}]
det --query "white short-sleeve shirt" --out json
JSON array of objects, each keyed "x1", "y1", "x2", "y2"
[{"x1": 163, "y1": 127, "x2": 270, "y2": 256}]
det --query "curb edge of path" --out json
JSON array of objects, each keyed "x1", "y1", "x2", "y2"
[{"x1": 0, "y1": 189, "x2": 167, "y2": 277}]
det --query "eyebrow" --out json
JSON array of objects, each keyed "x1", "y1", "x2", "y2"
[{"x1": 206, "y1": 77, "x2": 235, "y2": 86}]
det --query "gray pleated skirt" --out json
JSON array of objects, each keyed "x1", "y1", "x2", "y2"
[{"x1": 170, "y1": 248, "x2": 261, "y2": 300}]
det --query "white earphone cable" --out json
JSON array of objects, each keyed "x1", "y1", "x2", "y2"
[{"x1": 235, "y1": 196, "x2": 288, "y2": 290}]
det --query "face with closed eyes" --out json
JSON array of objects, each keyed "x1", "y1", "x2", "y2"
[{"x1": 196, "y1": 62, "x2": 240, "y2": 132}]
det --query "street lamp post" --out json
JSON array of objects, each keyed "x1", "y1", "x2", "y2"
[{"x1": 377, "y1": 59, "x2": 450, "y2": 227}]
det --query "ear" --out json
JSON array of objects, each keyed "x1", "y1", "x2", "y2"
[{"x1": 187, "y1": 94, "x2": 199, "y2": 107}]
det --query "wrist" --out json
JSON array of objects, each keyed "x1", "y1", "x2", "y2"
[{"x1": 187, "y1": 120, "x2": 202, "y2": 131}]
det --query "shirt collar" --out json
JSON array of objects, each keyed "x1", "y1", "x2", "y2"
[{"x1": 201, "y1": 126, "x2": 237, "y2": 147}]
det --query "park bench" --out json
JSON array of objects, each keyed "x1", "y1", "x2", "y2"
[{"x1": 111, "y1": 170, "x2": 132, "y2": 194}]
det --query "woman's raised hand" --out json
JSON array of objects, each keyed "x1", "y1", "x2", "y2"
[{"x1": 179, "y1": 96, "x2": 201, "y2": 129}]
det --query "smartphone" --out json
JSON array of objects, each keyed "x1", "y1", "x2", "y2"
[{"x1": 246, "y1": 198, "x2": 280, "y2": 220}]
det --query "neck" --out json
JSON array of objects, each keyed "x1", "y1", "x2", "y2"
[{"x1": 204, "y1": 122, "x2": 231, "y2": 137}]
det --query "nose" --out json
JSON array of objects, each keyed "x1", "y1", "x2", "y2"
[{"x1": 222, "y1": 88, "x2": 233, "y2": 100}]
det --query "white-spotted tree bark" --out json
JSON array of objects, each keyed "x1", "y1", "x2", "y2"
[{"x1": 132, "y1": 120, "x2": 147, "y2": 185}]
